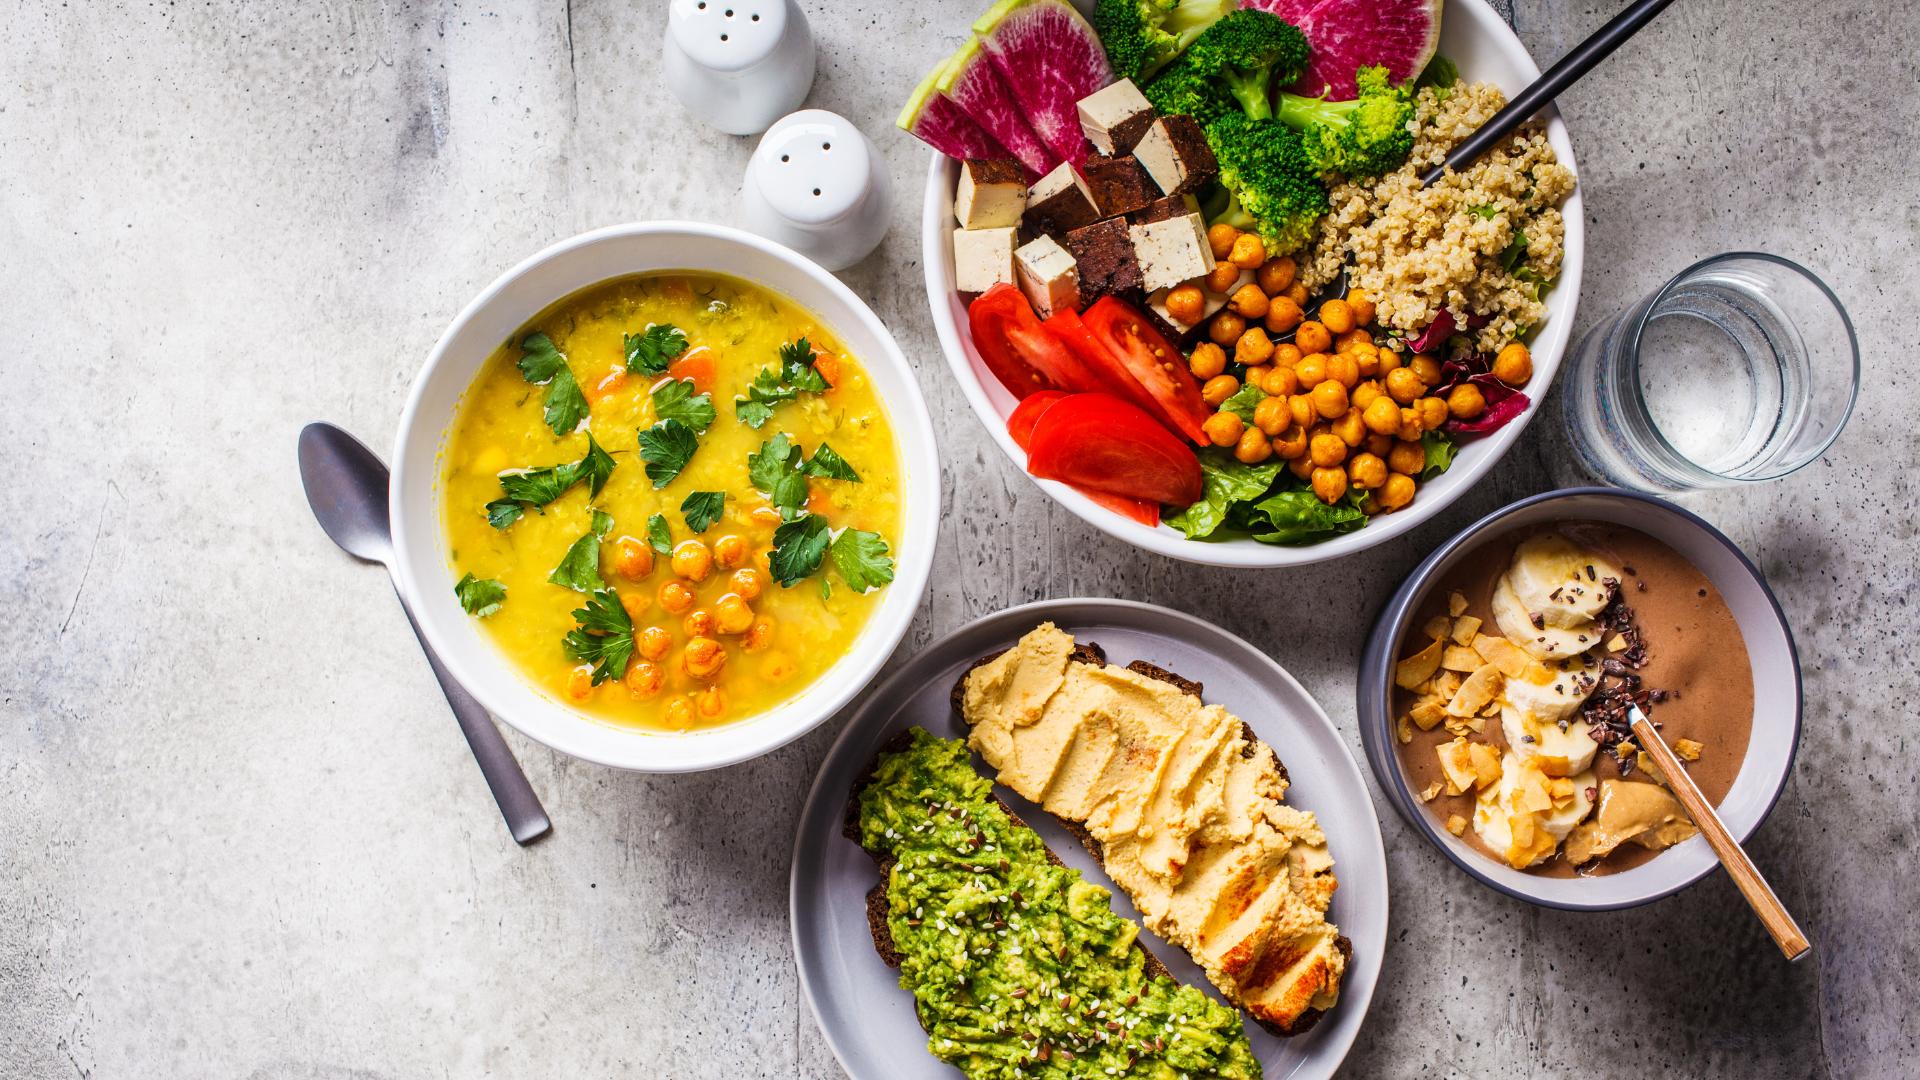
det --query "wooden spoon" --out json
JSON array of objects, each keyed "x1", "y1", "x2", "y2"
[{"x1": 1629, "y1": 705, "x2": 1808, "y2": 960}]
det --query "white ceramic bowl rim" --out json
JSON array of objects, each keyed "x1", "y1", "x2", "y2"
[
  {"x1": 921, "y1": 0, "x2": 1584, "y2": 567},
  {"x1": 388, "y1": 221, "x2": 940, "y2": 773},
  {"x1": 1362, "y1": 487, "x2": 1803, "y2": 911}
]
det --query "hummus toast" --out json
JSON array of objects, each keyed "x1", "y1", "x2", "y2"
[{"x1": 957, "y1": 623, "x2": 1350, "y2": 1037}]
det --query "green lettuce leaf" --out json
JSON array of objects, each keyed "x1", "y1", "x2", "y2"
[{"x1": 1165, "y1": 451, "x2": 1284, "y2": 540}]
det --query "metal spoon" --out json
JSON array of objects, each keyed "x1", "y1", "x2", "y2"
[{"x1": 298, "y1": 422, "x2": 552, "y2": 845}]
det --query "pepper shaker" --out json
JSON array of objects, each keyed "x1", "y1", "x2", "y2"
[
  {"x1": 662, "y1": 0, "x2": 815, "y2": 136},
  {"x1": 741, "y1": 110, "x2": 892, "y2": 272}
]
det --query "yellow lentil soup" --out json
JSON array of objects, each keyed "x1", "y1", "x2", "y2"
[{"x1": 441, "y1": 272, "x2": 903, "y2": 731}]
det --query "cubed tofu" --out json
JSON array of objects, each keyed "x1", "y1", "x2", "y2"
[
  {"x1": 1132, "y1": 115, "x2": 1218, "y2": 196},
  {"x1": 1076, "y1": 78, "x2": 1155, "y2": 155},
  {"x1": 952, "y1": 226, "x2": 1017, "y2": 294},
  {"x1": 1077, "y1": 155, "x2": 1159, "y2": 218},
  {"x1": 1013, "y1": 235, "x2": 1080, "y2": 320},
  {"x1": 954, "y1": 158, "x2": 1027, "y2": 230},
  {"x1": 1063, "y1": 218, "x2": 1142, "y2": 299},
  {"x1": 1025, "y1": 161, "x2": 1100, "y2": 236},
  {"x1": 1128, "y1": 211, "x2": 1214, "y2": 292}
]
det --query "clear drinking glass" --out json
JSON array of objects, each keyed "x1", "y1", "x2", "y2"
[{"x1": 1560, "y1": 252, "x2": 1859, "y2": 493}]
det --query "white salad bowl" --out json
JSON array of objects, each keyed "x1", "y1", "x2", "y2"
[
  {"x1": 921, "y1": 0, "x2": 1584, "y2": 567},
  {"x1": 391, "y1": 222, "x2": 941, "y2": 773}
]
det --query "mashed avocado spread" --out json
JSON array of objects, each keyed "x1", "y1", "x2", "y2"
[{"x1": 856, "y1": 729, "x2": 1261, "y2": 1079}]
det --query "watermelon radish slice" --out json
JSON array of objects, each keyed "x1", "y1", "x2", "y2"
[
  {"x1": 972, "y1": 0, "x2": 1111, "y2": 169},
  {"x1": 1241, "y1": 0, "x2": 1442, "y2": 100},
  {"x1": 899, "y1": 53, "x2": 1010, "y2": 163},
  {"x1": 939, "y1": 38, "x2": 1058, "y2": 177}
]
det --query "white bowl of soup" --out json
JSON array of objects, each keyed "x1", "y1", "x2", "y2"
[{"x1": 391, "y1": 222, "x2": 940, "y2": 773}]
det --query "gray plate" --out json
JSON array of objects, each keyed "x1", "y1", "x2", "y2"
[{"x1": 789, "y1": 598, "x2": 1388, "y2": 1080}]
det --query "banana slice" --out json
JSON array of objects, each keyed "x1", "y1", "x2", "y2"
[
  {"x1": 1491, "y1": 577, "x2": 1595, "y2": 661},
  {"x1": 1500, "y1": 704, "x2": 1599, "y2": 776},
  {"x1": 1505, "y1": 534, "x2": 1622, "y2": 630},
  {"x1": 1473, "y1": 754, "x2": 1598, "y2": 869}
]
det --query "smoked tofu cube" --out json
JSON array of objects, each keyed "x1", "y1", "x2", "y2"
[
  {"x1": 1025, "y1": 161, "x2": 1100, "y2": 236},
  {"x1": 1133, "y1": 116, "x2": 1218, "y2": 196},
  {"x1": 1128, "y1": 211, "x2": 1214, "y2": 292},
  {"x1": 953, "y1": 226, "x2": 1017, "y2": 294},
  {"x1": 1064, "y1": 218, "x2": 1142, "y2": 299},
  {"x1": 1076, "y1": 155, "x2": 1159, "y2": 218},
  {"x1": 1013, "y1": 235, "x2": 1081, "y2": 320},
  {"x1": 1076, "y1": 78, "x2": 1155, "y2": 156},
  {"x1": 953, "y1": 158, "x2": 1027, "y2": 230}
]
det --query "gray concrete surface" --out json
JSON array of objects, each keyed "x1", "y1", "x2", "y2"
[{"x1": 3, "y1": 1, "x2": 1915, "y2": 1077}]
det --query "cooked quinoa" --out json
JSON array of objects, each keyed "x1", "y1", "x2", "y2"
[{"x1": 1298, "y1": 81, "x2": 1576, "y2": 353}]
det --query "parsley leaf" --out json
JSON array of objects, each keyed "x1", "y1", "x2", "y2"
[
  {"x1": 547, "y1": 510, "x2": 615, "y2": 593},
  {"x1": 779, "y1": 338, "x2": 831, "y2": 393},
  {"x1": 646, "y1": 513, "x2": 671, "y2": 554},
  {"x1": 485, "y1": 434, "x2": 616, "y2": 528},
  {"x1": 624, "y1": 323, "x2": 688, "y2": 375},
  {"x1": 651, "y1": 378, "x2": 716, "y2": 433},
  {"x1": 734, "y1": 368, "x2": 796, "y2": 429},
  {"x1": 517, "y1": 332, "x2": 590, "y2": 436},
  {"x1": 561, "y1": 588, "x2": 636, "y2": 685},
  {"x1": 636, "y1": 418, "x2": 699, "y2": 488},
  {"x1": 802, "y1": 442, "x2": 861, "y2": 482},
  {"x1": 768, "y1": 514, "x2": 832, "y2": 587},
  {"x1": 829, "y1": 529, "x2": 894, "y2": 592},
  {"x1": 748, "y1": 432, "x2": 808, "y2": 520},
  {"x1": 681, "y1": 491, "x2": 725, "y2": 533},
  {"x1": 453, "y1": 573, "x2": 507, "y2": 617}
]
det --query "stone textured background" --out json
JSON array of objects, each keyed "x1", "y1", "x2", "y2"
[{"x1": 3, "y1": 1, "x2": 1914, "y2": 1077}]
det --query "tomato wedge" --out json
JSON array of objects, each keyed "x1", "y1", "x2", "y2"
[
  {"x1": 1078, "y1": 488, "x2": 1161, "y2": 527},
  {"x1": 1007, "y1": 390, "x2": 1069, "y2": 451},
  {"x1": 1025, "y1": 393, "x2": 1203, "y2": 507},
  {"x1": 1041, "y1": 308, "x2": 1166, "y2": 422},
  {"x1": 1078, "y1": 297, "x2": 1213, "y2": 445},
  {"x1": 968, "y1": 285, "x2": 1103, "y2": 399}
]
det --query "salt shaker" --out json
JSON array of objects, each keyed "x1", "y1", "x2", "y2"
[
  {"x1": 741, "y1": 110, "x2": 893, "y2": 272},
  {"x1": 662, "y1": 0, "x2": 815, "y2": 136}
]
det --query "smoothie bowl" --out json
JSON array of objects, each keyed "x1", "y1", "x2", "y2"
[
  {"x1": 392, "y1": 223, "x2": 940, "y2": 773},
  {"x1": 1356, "y1": 489, "x2": 1801, "y2": 910}
]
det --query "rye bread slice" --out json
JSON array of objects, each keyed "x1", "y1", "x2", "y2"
[{"x1": 943, "y1": 642, "x2": 1348, "y2": 1038}]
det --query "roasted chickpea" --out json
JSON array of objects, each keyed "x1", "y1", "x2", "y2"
[
  {"x1": 1417, "y1": 395, "x2": 1450, "y2": 431},
  {"x1": 1346, "y1": 287, "x2": 1376, "y2": 326},
  {"x1": 1288, "y1": 393, "x2": 1317, "y2": 429},
  {"x1": 1261, "y1": 364, "x2": 1299, "y2": 397},
  {"x1": 1165, "y1": 284, "x2": 1207, "y2": 324},
  {"x1": 1375, "y1": 347, "x2": 1403, "y2": 374},
  {"x1": 661, "y1": 697, "x2": 695, "y2": 728},
  {"x1": 1187, "y1": 340, "x2": 1227, "y2": 380},
  {"x1": 1347, "y1": 452, "x2": 1388, "y2": 490},
  {"x1": 1256, "y1": 255, "x2": 1297, "y2": 296},
  {"x1": 744, "y1": 618, "x2": 776, "y2": 651},
  {"x1": 1332, "y1": 409, "x2": 1367, "y2": 446},
  {"x1": 1318, "y1": 298, "x2": 1356, "y2": 335},
  {"x1": 1207, "y1": 223, "x2": 1241, "y2": 260},
  {"x1": 1227, "y1": 283, "x2": 1269, "y2": 319},
  {"x1": 614, "y1": 536, "x2": 656, "y2": 579},
  {"x1": 1493, "y1": 341, "x2": 1534, "y2": 386},
  {"x1": 1201, "y1": 374, "x2": 1240, "y2": 406},
  {"x1": 638, "y1": 625, "x2": 673, "y2": 661},
  {"x1": 730, "y1": 567, "x2": 764, "y2": 601},
  {"x1": 1207, "y1": 311, "x2": 1246, "y2": 346},
  {"x1": 1234, "y1": 427, "x2": 1273, "y2": 464},
  {"x1": 682, "y1": 637, "x2": 727, "y2": 680},
  {"x1": 696, "y1": 686, "x2": 727, "y2": 720},
  {"x1": 1447, "y1": 383, "x2": 1488, "y2": 420},
  {"x1": 671, "y1": 539, "x2": 713, "y2": 582},
  {"x1": 624, "y1": 661, "x2": 665, "y2": 698},
  {"x1": 713, "y1": 534, "x2": 749, "y2": 569},
  {"x1": 1311, "y1": 466, "x2": 1348, "y2": 504},
  {"x1": 659, "y1": 580, "x2": 696, "y2": 615},
  {"x1": 1409, "y1": 353, "x2": 1443, "y2": 386},
  {"x1": 1206, "y1": 262, "x2": 1242, "y2": 294},
  {"x1": 1362, "y1": 395, "x2": 1402, "y2": 436},
  {"x1": 1294, "y1": 353, "x2": 1327, "y2": 389},
  {"x1": 1385, "y1": 366, "x2": 1425, "y2": 404},
  {"x1": 1353, "y1": 344, "x2": 1381, "y2": 377},
  {"x1": 1252, "y1": 394, "x2": 1291, "y2": 436},
  {"x1": 1294, "y1": 321, "x2": 1332, "y2": 356},
  {"x1": 1365, "y1": 432, "x2": 1395, "y2": 459},
  {"x1": 682, "y1": 609, "x2": 715, "y2": 638},
  {"x1": 1311, "y1": 379, "x2": 1349, "y2": 420},
  {"x1": 1287, "y1": 453, "x2": 1316, "y2": 480},
  {"x1": 1326, "y1": 352, "x2": 1360, "y2": 389},
  {"x1": 1285, "y1": 282, "x2": 1310, "y2": 308},
  {"x1": 1397, "y1": 406, "x2": 1426, "y2": 441},
  {"x1": 1234, "y1": 328, "x2": 1274, "y2": 367},
  {"x1": 1388, "y1": 439, "x2": 1426, "y2": 477},
  {"x1": 1272, "y1": 424, "x2": 1310, "y2": 459},
  {"x1": 1202, "y1": 411, "x2": 1244, "y2": 447},
  {"x1": 1228, "y1": 233, "x2": 1266, "y2": 269},
  {"x1": 1352, "y1": 380, "x2": 1384, "y2": 412},
  {"x1": 1376, "y1": 472, "x2": 1417, "y2": 511},
  {"x1": 1273, "y1": 342, "x2": 1304, "y2": 368},
  {"x1": 1309, "y1": 432, "x2": 1348, "y2": 468},
  {"x1": 1334, "y1": 328, "x2": 1372, "y2": 352},
  {"x1": 565, "y1": 666, "x2": 595, "y2": 701}
]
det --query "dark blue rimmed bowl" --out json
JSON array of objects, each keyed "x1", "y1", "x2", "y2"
[{"x1": 1357, "y1": 488, "x2": 1803, "y2": 911}]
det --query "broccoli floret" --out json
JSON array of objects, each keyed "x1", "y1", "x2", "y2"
[
  {"x1": 1142, "y1": 63, "x2": 1234, "y2": 126},
  {"x1": 1176, "y1": 9, "x2": 1310, "y2": 121},
  {"x1": 1203, "y1": 111, "x2": 1329, "y2": 255},
  {"x1": 1091, "y1": 0, "x2": 1234, "y2": 83},
  {"x1": 1275, "y1": 65, "x2": 1417, "y2": 179}
]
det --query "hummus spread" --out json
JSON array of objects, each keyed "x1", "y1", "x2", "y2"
[{"x1": 960, "y1": 623, "x2": 1346, "y2": 1033}]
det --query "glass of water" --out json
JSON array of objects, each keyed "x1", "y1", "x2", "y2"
[{"x1": 1560, "y1": 252, "x2": 1859, "y2": 493}]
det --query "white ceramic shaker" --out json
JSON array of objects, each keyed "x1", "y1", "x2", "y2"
[
  {"x1": 740, "y1": 110, "x2": 893, "y2": 271},
  {"x1": 662, "y1": 0, "x2": 815, "y2": 136}
]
